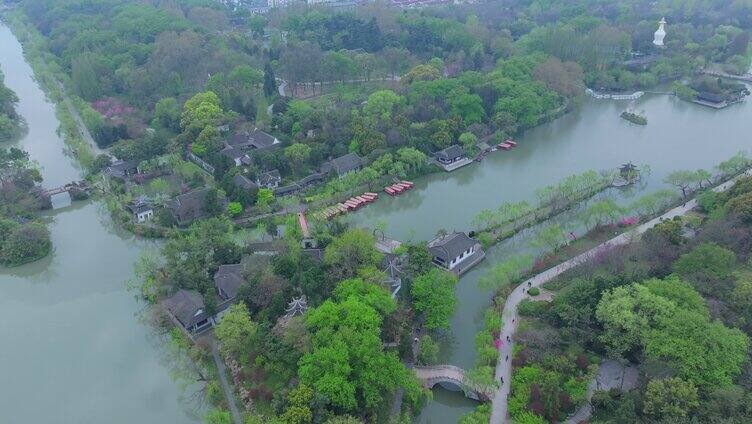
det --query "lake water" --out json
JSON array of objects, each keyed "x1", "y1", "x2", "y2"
[
  {"x1": 0, "y1": 23, "x2": 201, "y2": 424},
  {"x1": 347, "y1": 89, "x2": 752, "y2": 422}
]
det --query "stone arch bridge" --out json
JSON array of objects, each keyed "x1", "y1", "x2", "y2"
[{"x1": 413, "y1": 365, "x2": 493, "y2": 401}]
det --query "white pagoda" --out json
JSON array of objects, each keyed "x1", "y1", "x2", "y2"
[{"x1": 653, "y1": 17, "x2": 667, "y2": 47}]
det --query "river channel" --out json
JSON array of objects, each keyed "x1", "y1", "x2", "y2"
[
  {"x1": 0, "y1": 24, "x2": 201, "y2": 424},
  {"x1": 347, "y1": 89, "x2": 752, "y2": 422}
]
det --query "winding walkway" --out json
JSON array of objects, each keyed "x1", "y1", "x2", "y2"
[
  {"x1": 210, "y1": 340, "x2": 243, "y2": 424},
  {"x1": 55, "y1": 80, "x2": 105, "y2": 156},
  {"x1": 489, "y1": 170, "x2": 752, "y2": 423}
]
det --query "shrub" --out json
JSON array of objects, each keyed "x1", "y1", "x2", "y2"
[
  {"x1": 673, "y1": 242, "x2": 737, "y2": 280},
  {"x1": 226, "y1": 201, "x2": 243, "y2": 217},
  {"x1": 417, "y1": 335, "x2": 439, "y2": 365},
  {"x1": 727, "y1": 191, "x2": 752, "y2": 222},
  {"x1": 518, "y1": 299, "x2": 548, "y2": 317},
  {"x1": 527, "y1": 287, "x2": 540, "y2": 296}
]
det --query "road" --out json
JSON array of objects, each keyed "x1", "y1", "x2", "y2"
[
  {"x1": 210, "y1": 340, "x2": 243, "y2": 424},
  {"x1": 489, "y1": 170, "x2": 752, "y2": 423},
  {"x1": 55, "y1": 80, "x2": 105, "y2": 156}
]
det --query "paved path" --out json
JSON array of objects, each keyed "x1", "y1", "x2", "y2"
[
  {"x1": 489, "y1": 170, "x2": 751, "y2": 423},
  {"x1": 56, "y1": 81, "x2": 105, "y2": 156},
  {"x1": 210, "y1": 340, "x2": 243, "y2": 424},
  {"x1": 566, "y1": 360, "x2": 638, "y2": 423}
]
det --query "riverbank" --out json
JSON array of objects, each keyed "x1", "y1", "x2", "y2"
[
  {"x1": 489, "y1": 166, "x2": 752, "y2": 423},
  {"x1": 0, "y1": 22, "x2": 202, "y2": 423},
  {"x1": 2, "y1": 12, "x2": 99, "y2": 167}
]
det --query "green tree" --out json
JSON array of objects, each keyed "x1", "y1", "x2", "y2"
[
  {"x1": 451, "y1": 93, "x2": 485, "y2": 125},
  {"x1": 663, "y1": 170, "x2": 697, "y2": 197},
  {"x1": 478, "y1": 255, "x2": 533, "y2": 291},
  {"x1": 531, "y1": 224, "x2": 568, "y2": 253},
  {"x1": 154, "y1": 97, "x2": 181, "y2": 131},
  {"x1": 281, "y1": 384, "x2": 314, "y2": 424},
  {"x1": 263, "y1": 62, "x2": 277, "y2": 98},
  {"x1": 417, "y1": 335, "x2": 440, "y2": 365},
  {"x1": 459, "y1": 132, "x2": 478, "y2": 152},
  {"x1": 403, "y1": 64, "x2": 441, "y2": 84},
  {"x1": 180, "y1": 91, "x2": 223, "y2": 135},
  {"x1": 363, "y1": 90, "x2": 402, "y2": 121},
  {"x1": 214, "y1": 302, "x2": 257, "y2": 358},
  {"x1": 411, "y1": 268, "x2": 458, "y2": 330},
  {"x1": 643, "y1": 377, "x2": 699, "y2": 420},
  {"x1": 0, "y1": 222, "x2": 51, "y2": 266},
  {"x1": 673, "y1": 242, "x2": 736, "y2": 281},
  {"x1": 324, "y1": 229, "x2": 383, "y2": 278},
  {"x1": 299, "y1": 281, "x2": 422, "y2": 414},
  {"x1": 226, "y1": 201, "x2": 242, "y2": 217},
  {"x1": 256, "y1": 188, "x2": 274, "y2": 208},
  {"x1": 284, "y1": 143, "x2": 312, "y2": 176},
  {"x1": 205, "y1": 409, "x2": 232, "y2": 424}
]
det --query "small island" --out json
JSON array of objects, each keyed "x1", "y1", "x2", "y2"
[
  {"x1": 620, "y1": 110, "x2": 648, "y2": 125},
  {"x1": 674, "y1": 76, "x2": 750, "y2": 109},
  {"x1": 0, "y1": 147, "x2": 52, "y2": 267},
  {"x1": 0, "y1": 71, "x2": 52, "y2": 267}
]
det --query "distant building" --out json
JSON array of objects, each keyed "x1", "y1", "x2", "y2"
[
  {"x1": 428, "y1": 232, "x2": 485, "y2": 275},
  {"x1": 653, "y1": 17, "x2": 667, "y2": 47},
  {"x1": 161, "y1": 289, "x2": 214, "y2": 335},
  {"x1": 166, "y1": 188, "x2": 213, "y2": 226},
  {"x1": 232, "y1": 174, "x2": 258, "y2": 192},
  {"x1": 214, "y1": 264, "x2": 245, "y2": 301},
  {"x1": 434, "y1": 145, "x2": 467, "y2": 166},
  {"x1": 227, "y1": 128, "x2": 280, "y2": 151},
  {"x1": 126, "y1": 199, "x2": 154, "y2": 223},
  {"x1": 257, "y1": 169, "x2": 282, "y2": 189},
  {"x1": 321, "y1": 153, "x2": 363, "y2": 177},
  {"x1": 220, "y1": 146, "x2": 252, "y2": 167},
  {"x1": 104, "y1": 160, "x2": 139, "y2": 180}
]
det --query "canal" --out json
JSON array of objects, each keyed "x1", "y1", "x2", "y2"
[
  {"x1": 348, "y1": 91, "x2": 752, "y2": 422},
  {"x1": 0, "y1": 24, "x2": 201, "y2": 424}
]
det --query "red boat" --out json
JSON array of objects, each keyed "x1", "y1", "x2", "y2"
[
  {"x1": 390, "y1": 184, "x2": 405, "y2": 193},
  {"x1": 498, "y1": 142, "x2": 513, "y2": 151},
  {"x1": 505, "y1": 139, "x2": 517, "y2": 147},
  {"x1": 385, "y1": 187, "x2": 396, "y2": 195},
  {"x1": 400, "y1": 180, "x2": 414, "y2": 187}
]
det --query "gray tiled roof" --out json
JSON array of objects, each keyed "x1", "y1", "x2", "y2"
[
  {"x1": 214, "y1": 264, "x2": 245, "y2": 300},
  {"x1": 167, "y1": 188, "x2": 211, "y2": 225},
  {"x1": 162, "y1": 289, "x2": 208, "y2": 328},
  {"x1": 428, "y1": 232, "x2": 476, "y2": 262},
  {"x1": 232, "y1": 174, "x2": 257, "y2": 191},
  {"x1": 227, "y1": 128, "x2": 279, "y2": 149},
  {"x1": 257, "y1": 169, "x2": 281, "y2": 187},
  {"x1": 434, "y1": 145, "x2": 466, "y2": 161},
  {"x1": 221, "y1": 146, "x2": 248, "y2": 160},
  {"x1": 322, "y1": 153, "x2": 363, "y2": 175}
]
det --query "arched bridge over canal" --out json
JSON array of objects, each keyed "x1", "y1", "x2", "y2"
[{"x1": 413, "y1": 365, "x2": 493, "y2": 401}]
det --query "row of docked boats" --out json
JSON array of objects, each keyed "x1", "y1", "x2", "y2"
[
  {"x1": 314, "y1": 192, "x2": 380, "y2": 220},
  {"x1": 384, "y1": 180, "x2": 414, "y2": 196}
]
